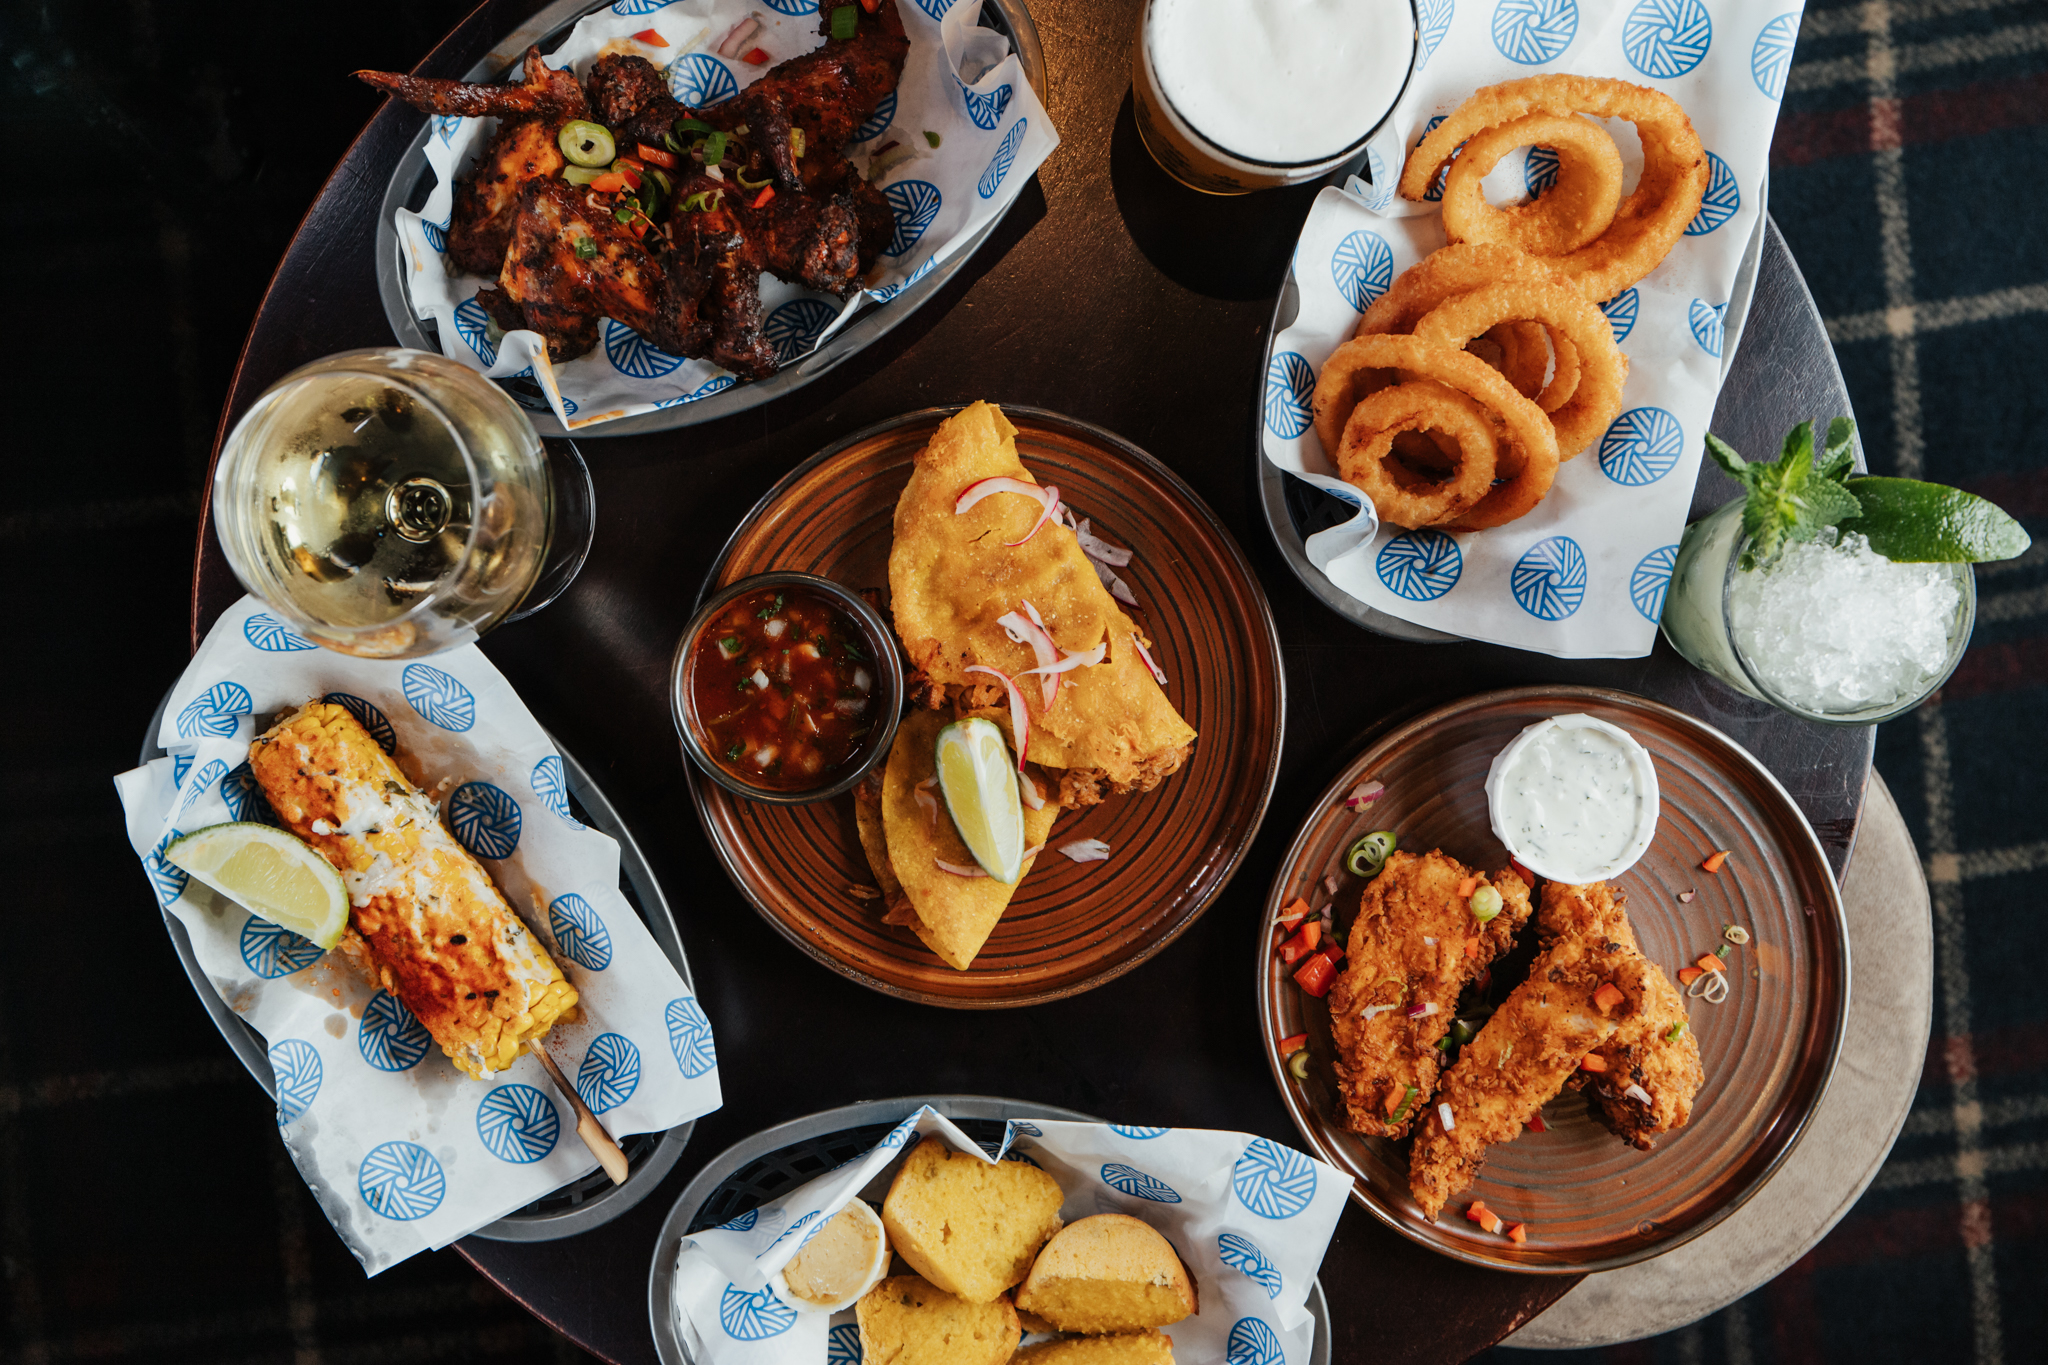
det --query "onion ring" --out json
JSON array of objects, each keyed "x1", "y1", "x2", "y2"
[
  {"x1": 1440, "y1": 114, "x2": 1625, "y2": 257},
  {"x1": 1400, "y1": 76, "x2": 1709, "y2": 302},
  {"x1": 1412, "y1": 277, "x2": 1628, "y2": 458},
  {"x1": 1336, "y1": 380, "x2": 1500, "y2": 528},
  {"x1": 1318, "y1": 333, "x2": 1560, "y2": 528}
]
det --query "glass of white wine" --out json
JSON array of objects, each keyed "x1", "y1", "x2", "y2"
[{"x1": 213, "y1": 348, "x2": 593, "y2": 659}]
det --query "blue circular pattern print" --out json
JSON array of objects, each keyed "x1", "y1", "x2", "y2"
[
  {"x1": 1493, "y1": 0, "x2": 1578, "y2": 65},
  {"x1": 1511, "y1": 536, "x2": 1590, "y2": 620},
  {"x1": 1358, "y1": 144, "x2": 1394, "y2": 210},
  {"x1": 548, "y1": 894, "x2": 613, "y2": 971},
  {"x1": 1219, "y1": 1232, "x2": 1284, "y2": 1298},
  {"x1": 241, "y1": 916, "x2": 325, "y2": 979},
  {"x1": 1226, "y1": 1316, "x2": 1287, "y2": 1365},
  {"x1": 854, "y1": 90, "x2": 897, "y2": 144},
  {"x1": 433, "y1": 114, "x2": 462, "y2": 145},
  {"x1": 979, "y1": 117, "x2": 1028, "y2": 199},
  {"x1": 1331, "y1": 229, "x2": 1396, "y2": 311},
  {"x1": 177, "y1": 681, "x2": 252, "y2": 739},
  {"x1": 720, "y1": 1283, "x2": 798, "y2": 1340},
  {"x1": 1110, "y1": 1125, "x2": 1170, "y2": 1139},
  {"x1": 453, "y1": 296, "x2": 497, "y2": 366},
  {"x1": 657, "y1": 373, "x2": 740, "y2": 407},
  {"x1": 1377, "y1": 529, "x2": 1463, "y2": 601},
  {"x1": 576, "y1": 1033, "x2": 641, "y2": 1113},
  {"x1": 1631, "y1": 544, "x2": 1681, "y2": 621},
  {"x1": 1417, "y1": 0, "x2": 1455, "y2": 67},
  {"x1": 882, "y1": 180, "x2": 943, "y2": 257},
  {"x1": 1599, "y1": 406, "x2": 1686, "y2": 485},
  {"x1": 721, "y1": 1209, "x2": 758, "y2": 1233},
  {"x1": 179, "y1": 759, "x2": 229, "y2": 818},
  {"x1": 827, "y1": 1323, "x2": 862, "y2": 1365},
  {"x1": 768, "y1": 1210, "x2": 820, "y2": 1251},
  {"x1": 1525, "y1": 143, "x2": 1561, "y2": 197},
  {"x1": 1689, "y1": 298, "x2": 1728, "y2": 357},
  {"x1": 1416, "y1": 116, "x2": 1462, "y2": 202},
  {"x1": 270, "y1": 1039, "x2": 322, "y2": 1126},
  {"x1": 322, "y1": 692, "x2": 397, "y2": 754},
  {"x1": 879, "y1": 1114, "x2": 920, "y2": 1151},
  {"x1": 448, "y1": 782, "x2": 522, "y2": 860},
  {"x1": 477, "y1": 1084, "x2": 560, "y2": 1162},
  {"x1": 1686, "y1": 151, "x2": 1740, "y2": 235},
  {"x1": 360, "y1": 991, "x2": 433, "y2": 1071},
  {"x1": 1601, "y1": 286, "x2": 1640, "y2": 343},
  {"x1": 1263, "y1": 352, "x2": 1314, "y2": 439},
  {"x1": 913, "y1": 0, "x2": 956, "y2": 17},
  {"x1": 146, "y1": 831, "x2": 189, "y2": 906},
  {"x1": 402, "y1": 664, "x2": 475, "y2": 731},
  {"x1": 1010, "y1": 1119, "x2": 1043, "y2": 1137},
  {"x1": 530, "y1": 755, "x2": 583, "y2": 830},
  {"x1": 961, "y1": 81, "x2": 1013, "y2": 131},
  {"x1": 244, "y1": 613, "x2": 318, "y2": 652},
  {"x1": 422, "y1": 219, "x2": 448, "y2": 253},
  {"x1": 1101, "y1": 1163, "x2": 1181, "y2": 1203},
  {"x1": 1752, "y1": 13, "x2": 1800, "y2": 100},
  {"x1": 1233, "y1": 1138, "x2": 1319, "y2": 1219},
  {"x1": 173, "y1": 753, "x2": 192, "y2": 786},
  {"x1": 1622, "y1": 0, "x2": 1712, "y2": 78},
  {"x1": 610, "y1": 0, "x2": 668, "y2": 13},
  {"x1": 871, "y1": 255, "x2": 936, "y2": 302},
  {"x1": 765, "y1": 297, "x2": 839, "y2": 365},
  {"x1": 222, "y1": 762, "x2": 276, "y2": 825},
  {"x1": 359, "y1": 1141, "x2": 445, "y2": 1221},
  {"x1": 666, "y1": 996, "x2": 718, "y2": 1078},
  {"x1": 603, "y1": 319, "x2": 685, "y2": 379},
  {"x1": 762, "y1": 0, "x2": 817, "y2": 13},
  {"x1": 670, "y1": 53, "x2": 738, "y2": 107}
]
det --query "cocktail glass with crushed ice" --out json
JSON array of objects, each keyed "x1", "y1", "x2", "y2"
[{"x1": 1661, "y1": 498, "x2": 1976, "y2": 724}]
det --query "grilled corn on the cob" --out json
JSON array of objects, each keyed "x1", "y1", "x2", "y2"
[{"x1": 249, "y1": 701, "x2": 578, "y2": 1079}]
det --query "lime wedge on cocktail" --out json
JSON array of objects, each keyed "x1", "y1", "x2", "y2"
[
  {"x1": 935, "y1": 718, "x2": 1026, "y2": 884},
  {"x1": 1841, "y1": 477, "x2": 2032, "y2": 563},
  {"x1": 164, "y1": 823, "x2": 350, "y2": 949}
]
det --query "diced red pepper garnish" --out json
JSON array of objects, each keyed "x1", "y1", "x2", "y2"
[
  {"x1": 1455, "y1": 876, "x2": 1480, "y2": 898},
  {"x1": 590, "y1": 172, "x2": 630, "y2": 193},
  {"x1": 1579, "y1": 1053, "x2": 1608, "y2": 1073},
  {"x1": 631, "y1": 220, "x2": 649, "y2": 239},
  {"x1": 1528, "y1": 1113, "x2": 1547, "y2": 1133},
  {"x1": 1276, "y1": 897, "x2": 1312, "y2": 931},
  {"x1": 635, "y1": 143, "x2": 679, "y2": 169},
  {"x1": 1279, "y1": 1033, "x2": 1309, "y2": 1055},
  {"x1": 743, "y1": 46, "x2": 771, "y2": 64},
  {"x1": 1696, "y1": 952, "x2": 1728, "y2": 973},
  {"x1": 633, "y1": 27, "x2": 668, "y2": 45},
  {"x1": 1702, "y1": 850, "x2": 1730, "y2": 873},
  {"x1": 1508, "y1": 857, "x2": 1534, "y2": 885},
  {"x1": 1678, "y1": 966, "x2": 1703, "y2": 985},
  {"x1": 1593, "y1": 982, "x2": 1625, "y2": 1015},
  {"x1": 861, "y1": 0, "x2": 880, "y2": 10},
  {"x1": 751, "y1": 184, "x2": 775, "y2": 208},
  {"x1": 1277, "y1": 921, "x2": 1321, "y2": 965},
  {"x1": 614, "y1": 155, "x2": 646, "y2": 175},
  {"x1": 1294, "y1": 951, "x2": 1339, "y2": 998},
  {"x1": 1507, "y1": 1222, "x2": 1528, "y2": 1244}
]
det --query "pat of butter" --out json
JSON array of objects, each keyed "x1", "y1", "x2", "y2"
[{"x1": 773, "y1": 1198, "x2": 891, "y2": 1313}]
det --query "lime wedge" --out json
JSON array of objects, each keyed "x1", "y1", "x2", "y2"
[
  {"x1": 164, "y1": 822, "x2": 350, "y2": 949},
  {"x1": 1841, "y1": 477, "x2": 2032, "y2": 563},
  {"x1": 935, "y1": 718, "x2": 1026, "y2": 884}
]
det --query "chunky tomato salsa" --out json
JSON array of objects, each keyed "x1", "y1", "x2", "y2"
[{"x1": 689, "y1": 586, "x2": 879, "y2": 790}]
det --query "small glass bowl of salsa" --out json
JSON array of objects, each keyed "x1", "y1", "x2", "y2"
[{"x1": 671, "y1": 572, "x2": 903, "y2": 804}]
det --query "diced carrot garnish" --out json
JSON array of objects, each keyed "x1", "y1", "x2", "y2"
[
  {"x1": 1528, "y1": 1113, "x2": 1547, "y2": 1134},
  {"x1": 1593, "y1": 982, "x2": 1625, "y2": 1015},
  {"x1": 1279, "y1": 1033, "x2": 1308, "y2": 1055},
  {"x1": 743, "y1": 46, "x2": 771, "y2": 64},
  {"x1": 1507, "y1": 1222, "x2": 1528, "y2": 1244},
  {"x1": 1463, "y1": 937, "x2": 1480, "y2": 959},
  {"x1": 1702, "y1": 850, "x2": 1730, "y2": 873},
  {"x1": 1678, "y1": 966, "x2": 1703, "y2": 985},
  {"x1": 635, "y1": 142, "x2": 679, "y2": 169},
  {"x1": 751, "y1": 184, "x2": 775, "y2": 208},
  {"x1": 1456, "y1": 876, "x2": 1480, "y2": 898},
  {"x1": 633, "y1": 27, "x2": 668, "y2": 44},
  {"x1": 590, "y1": 171, "x2": 630, "y2": 193},
  {"x1": 1697, "y1": 953, "x2": 1727, "y2": 974},
  {"x1": 1579, "y1": 1053, "x2": 1608, "y2": 1073},
  {"x1": 1277, "y1": 921, "x2": 1320, "y2": 965},
  {"x1": 1464, "y1": 1200, "x2": 1490, "y2": 1223},
  {"x1": 1480, "y1": 1209, "x2": 1505, "y2": 1234},
  {"x1": 1384, "y1": 1088, "x2": 1404, "y2": 1117},
  {"x1": 1277, "y1": 897, "x2": 1311, "y2": 930}
]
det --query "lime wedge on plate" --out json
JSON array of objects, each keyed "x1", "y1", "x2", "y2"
[
  {"x1": 935, "y1": 718, "x2": 1026, "y2": 884},
  {"x1": 164, "y1": 822, "x2": 350, "y2": 949},
  {"x1": 1842, "y1": 477, "x2": 2032, "y2": 563}
]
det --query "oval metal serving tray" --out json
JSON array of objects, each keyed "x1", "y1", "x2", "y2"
[{"x1": 373, "y1": 0, "x2": 1048, "y2": 439}]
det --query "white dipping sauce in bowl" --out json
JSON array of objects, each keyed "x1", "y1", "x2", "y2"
[{"x1": 1485, "y1": 714, "x2": 1660, "y2": 884}]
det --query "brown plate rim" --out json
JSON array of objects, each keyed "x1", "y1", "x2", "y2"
[
  {"x1": 1254, "y1": 683, "x2": 1851, "y2": 1273},
  {"x1": 687, "y1": 404, "x2": 1289, "y2": 1008}
]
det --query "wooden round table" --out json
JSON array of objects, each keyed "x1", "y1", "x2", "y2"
[{"x1": 190, "y1": 2, "x2": 1872, "y2": 1358}]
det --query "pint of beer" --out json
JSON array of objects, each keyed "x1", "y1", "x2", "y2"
[{"x1": 1132, "y1": 0, "x2": 1420, "y2": 195}]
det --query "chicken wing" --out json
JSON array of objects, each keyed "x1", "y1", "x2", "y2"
[
  {"x1": 1406, "y1": 876, "x2": 1653, "y2": 1220},
  {"x1": 1326, "y1": 851, "x2": 1534, "y2": 1139}
]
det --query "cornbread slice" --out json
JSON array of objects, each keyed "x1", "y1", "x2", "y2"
[
  {"x1": 855, "y1": 1275, "x2": 1019, "y2": 1365},
  {"x1": 1015, "y1": 1215, "x2": 1196, "y2": 1333},
  {"x1": 882, "y1": 1136, "x2": 1065, "y2": 1302},
  {"x1": 1013, "y1": 1330, "x2": 1176, "y2": 1363}
]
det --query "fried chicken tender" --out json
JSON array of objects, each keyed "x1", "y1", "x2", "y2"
[
  {"x1": 1407, "y1": 876, "x2": 1654, "y2": 1219},
  {"x1": 1326, "y1": 850, "x2": 1533, "y2": 1139},
  {"x1": 1559, "y1": 882, "x2": 1704, "y2": 1149}
]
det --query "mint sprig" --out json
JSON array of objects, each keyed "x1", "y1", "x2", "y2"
[{"x1": 1705, "y1": 418, "x2": 1864, "y2": 571}]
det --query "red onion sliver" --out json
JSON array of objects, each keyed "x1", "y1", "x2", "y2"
[
  {"x1": 1022, "y1": 843, "x2": 1044, "y2": 861},
  {"x1": 1004, "y1": 486, "x2": 1061, "y2": 546},
  {"x1": 1058, "y1": 837, "x2": 1112, "y2": 863},
  {"x1": 716, "y1": 16, "x2": 761, "y2": 57},
  {"x1": 997, "y1": 610, "x2": 1061, "y2": 709},
  {"x1": 1322, "y1": 872, "x2": 1342, "y2": 897},
  {"x1": 918, "y1": 775, "x2": 938, "y2": 790},
  {"x1": 934, "y1": 857, "x2": 988, "y2": 878},
  {"x1": 956, "y1": 475, "x2": 1050, "y2": 517},
  {"x1": 1623, "y1": 1083, "x2": 1654, "y2": 1107},
  {"x1": 1405, "y1": 1001, "x2": 1438, "y2": 1018},
  {"x1": 1437, "y1": 1102, "x2": 1456, "y2": 1132},
  {"x1": 1069, "y1": 514, "x2": 1134, "y2": 567},
  {"x1": 1343, "y1": 780, "x2": 1385, "y2": 811},
  {"x1": 913, "y1": 787, "x2": 939, "y2": 832},
  {"x1": 1018, "y1": 771, "x2": 1044, "y2": 811},
  {"x1": 963, "y1": 664, "x2": 1030, "y2": 770},
  {"x1": 1131, "y1": 632, "x2": 1168, "y2": 686}
]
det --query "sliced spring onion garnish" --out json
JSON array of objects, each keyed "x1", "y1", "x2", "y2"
[
  {"x1": 1345, "y1": 829, "x2": 1398, "y2": 878},
  {"x1": 558, "y1": 120, "x2": 616, "y2": 167},
  {"x1": 1058, "y1": 838, "x2": 1112, "y2": 863},
  {"x1": 1361, "y1": 1003, "x2": 1396, "y2": 1019},
  {"x1": 1344, "y1": 780, "x2": 1385, "y2": 810},
  {"x1": 1287, "y1": 1048, "x2": 1311, "y2": 1081},
  {"x1": 933, "y1": 857, "x2": 988, "y2": 878},
  {"x1": 1437, "y1": 1103, "x2": 1457, "y2": 1132},
  {"x1": 829, "y1": 5, "x2": 859, "y2": 40},
  {"x1": 1665, "y1": 1021, "x2": 1688, "y2": 1041},
  {"x1": 1724, "y1": 925, "x2": 1751, "y2": 944},
  {"x1": 1387, "y1": 1084, "x2": 1419, "y2": 1124},
  {"x1": 1132, "y1": 633, "x2": 1168, "y2": 686},
  {"x1": 1469, "y1": 885, "x2": 1505, "y2": 923},
  {"x1": 962, "y1": 663, "x2": 1030, "y2": 771}
]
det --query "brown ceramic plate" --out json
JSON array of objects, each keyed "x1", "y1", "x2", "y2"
[
  {"x1": 689, "y1": 406, "x2": 1285, "y2": 1007},
  {"x1": 1257, "y1": 686, "x2": 1848, "y2": 1271}
]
